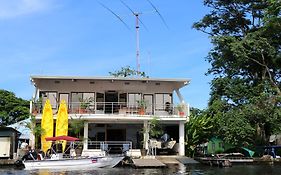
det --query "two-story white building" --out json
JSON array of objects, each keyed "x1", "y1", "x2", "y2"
[{"x1": 30, "y1": 75, "x2": 190, "y2": 156}]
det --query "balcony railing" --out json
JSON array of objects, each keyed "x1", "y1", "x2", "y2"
[{"x1": 31, "y1": 101, "x2": 187, "y2": 117}]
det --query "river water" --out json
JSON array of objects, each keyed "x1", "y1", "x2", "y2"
[{"x1": 1, "y1": 164, "x2": 281, "y2": 175}]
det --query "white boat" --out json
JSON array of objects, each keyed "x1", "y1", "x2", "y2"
[
  {"x1": 23, "y1": 155, "x2": 124, "y2": 170},
  {"x1": 22, "y1": 136, "x2": 124, "y2": 170}
]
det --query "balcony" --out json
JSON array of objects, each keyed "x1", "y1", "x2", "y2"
[{"x1": 31, "y1": 101, "x2": 187, "y2": 117}]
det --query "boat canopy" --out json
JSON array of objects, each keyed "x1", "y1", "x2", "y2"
[{"x1": 45, "y1": 136, "x2": 80, "y2": 141}]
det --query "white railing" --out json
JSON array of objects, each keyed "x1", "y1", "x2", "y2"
[
  {"x1": 87, "y1": 141, "x2": 132, "y2": 155},
  {"x1": 31, "y1": 101, "x2": 187, "y2": 117}
]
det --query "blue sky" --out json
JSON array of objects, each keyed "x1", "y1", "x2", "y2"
[{"x1": 0, "y1": 0, "x2": 212, "y2": 109}]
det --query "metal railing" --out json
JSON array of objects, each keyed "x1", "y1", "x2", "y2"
[
  {"x1": 87, "y1": 141, "x2": 132, "y2": 155},
  {"x1": 31, "y1": 101, "x2": 187, "y2": 117}
]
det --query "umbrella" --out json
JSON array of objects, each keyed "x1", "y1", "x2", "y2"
[
  {"x1": 45, "y1": 135, "x2": 80, "y2": 141},
  {"x1": 56, "y1": 100, "x2": 69, "y2": 151},
  {"x1": 41, "y1": 99, "x2": 54, "y2": 153}
]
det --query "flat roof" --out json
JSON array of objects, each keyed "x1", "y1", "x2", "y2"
[{"x1": 30, "y1": 75, "x2": 190, "y2": 84}]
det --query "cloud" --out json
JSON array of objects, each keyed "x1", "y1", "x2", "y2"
[{"x1": 0, "y1": 0, "x2": 53, "y2": 19}]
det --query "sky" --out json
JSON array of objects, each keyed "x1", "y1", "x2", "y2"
[{"x1": 0, "y1": 0, "x2": 213, "y2": 109}]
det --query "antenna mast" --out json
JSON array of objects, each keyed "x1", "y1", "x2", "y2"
[{"x1": 135, "y1": 13, "x2": 140, "y2": 75}]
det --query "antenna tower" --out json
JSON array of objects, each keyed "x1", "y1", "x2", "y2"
[{"x1": 100, "y1": 0, "x2": 168, "y2": 76}]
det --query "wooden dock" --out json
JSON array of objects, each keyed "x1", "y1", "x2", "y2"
[
  {"x1": 198, "y1": 157, "x2": 232, "y2": 167},
  {"x1": 0, "y1": 159, "x2": 17, "y2": 167},
  {"x1": 132, "y1": 158, "x2": 166, "y2": 168},
  {"x1": 131, "y1": 156, "x2": 198, "y2": 168}
]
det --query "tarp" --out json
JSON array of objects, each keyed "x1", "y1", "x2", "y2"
[
  {"x1": 56, "y1": 100, "x2": 69, "y2": 151},
  {"x1": 241, "y1": 147, "x2": 255, "y2": 157},
  {"x1": 41, "y1": 99, "x2": 54, "y2": 153},
  {"x1": 8, "y1": 118, "x2": 31, "y2": 140},
  {"x1": 45, "y1": 135, "x2": 79, "y2": 141}
]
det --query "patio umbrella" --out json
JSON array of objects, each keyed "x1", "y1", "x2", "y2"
[
  {"x1": 41, "y1": 99, "x2": 54, "y2": 153},
  {"x1": 55, "y1": 100, "x2": 69, "y2": 152}
]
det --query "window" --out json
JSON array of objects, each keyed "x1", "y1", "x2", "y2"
[
  {"x1": 71, "y1": 92, "x2": 95, "y2": 110},
  {"x1": 119, "y1": 93, "x2": 127, "y2": 107},
  {"x1": 155, "y1": 93, "x2": 172, "y2": 110},
  {"x1": 40, "y1": 91, "x2": 57, "y2": 109},
  {"x1": 212, "y1": 143, "x2": 215, "y2": 151},
  {"x1": 96, "y1": 93, "x2": 104, "y2": 110},
  {"x1": 71, "y1": 92, "x2": 83, "y2": 110},
  {"x1": 128, "y1": 93, "x2": 141, "y2": 107}
]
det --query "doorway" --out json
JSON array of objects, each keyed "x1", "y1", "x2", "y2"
[
  {"x1": 144, "y1": 94, "x2": 153, "y2": 115},
  {"x1": 105, "y1": 91, "x2": 118, "y2": 113},
  {"x1": 107, "y1": 129, "x2": 126, "y2": 154}
]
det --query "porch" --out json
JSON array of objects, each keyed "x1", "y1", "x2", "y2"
[{"x1": 81, "y1": 121, "x2": 186, "y2": 156}]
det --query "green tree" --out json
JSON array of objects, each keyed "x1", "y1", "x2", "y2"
[
  {"x1": 109, "y1": 65, "x2": 148, "y2": 78},
  {"x1": 185, "y1": 108, "x2": 214, "y2": 157},
  {"x1": 194, "y1": 0, "x2": 281, "y2": 146},
  {"x1": 0, "y1": 89, "x2": 30, "y2": 125}
]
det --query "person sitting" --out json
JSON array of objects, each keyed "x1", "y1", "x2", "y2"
[
  {"x1": 22, "y1": 146, "x2": 37, "y2": 161},
  {"x1": 165, "y1": 102, "x2": 172, "y2": 114},
  {"x1": 161, "y1": 133, "x2": 170, "y2": 142},
  {"x1": 160, "y1": 133, "x2": 170, "y2": 149}
]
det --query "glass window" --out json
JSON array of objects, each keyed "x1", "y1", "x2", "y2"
[
  {"x1": 83, "y1": 92, "x2": 95, "y2": 107},
  {"x1": 59, "y1": 93, "x2": 69, "y2": 107},
  {"x1": 40, "y1": 91, "x2": 57, "y2": 109},
  {"x1": 71, "y1": 92, "x2": 83, "y2": 110},
  {"x1": 128, "y1": 93, "x2": 141, "y2": 107},
  {"x1": 119, "y1": 93, "x2": 127, "y2": 107},
  {"x1": 96, "y1": 93, "x2": 104, "y2": 110},
  {"x1": 155, "y1": 93, "x2": 172, "y2": 110}
]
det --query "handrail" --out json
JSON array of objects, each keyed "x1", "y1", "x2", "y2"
[{"x1": 31, "y1": 101, "x2": 186, "y2": 116}]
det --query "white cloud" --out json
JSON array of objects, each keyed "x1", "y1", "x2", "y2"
[{"x1": 0, "y1": 0, "x2": 53, "y2": 19}]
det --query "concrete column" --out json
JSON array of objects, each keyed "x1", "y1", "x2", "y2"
[
  {"x1": 143, "y1": 121, "x2": 149, "y2": 149},
  {"x1": 179, "y1": 121, "x2": 185, "y2": 156},
  {"x1": 83, "y1": 122, "x2": 88, "y2": 150},
  {"x1": 29, "y1": 124, "x2": 35, "y2": 149},
  {"x1": 175, "y1": 89, "x2": 185, "y2": 104}
]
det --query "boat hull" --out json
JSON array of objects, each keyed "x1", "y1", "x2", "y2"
[{"x1": 23, "y1": 156, "x2": 124, "y2": 170}]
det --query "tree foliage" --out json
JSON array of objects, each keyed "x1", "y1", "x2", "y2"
[
  {"x1": 0, "y1": 89, "x2": 30, "y2": 125},
  {"x1": 109, "y1": 66, "x2": 148, "y2": 78},
  {"x1": 194, "y1": 0, "x2": 281, "y2": 146},
  {"x1": 185, "y1": 108, "x2": 214, "y2": 157}
]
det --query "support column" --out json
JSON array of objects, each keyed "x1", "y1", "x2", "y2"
[
  {"x1": 30, "y1": 130, "x2": 35, "y2": 149},
  {"x1": 179, "y1": 121, "x2": 185, "y2": 156},
  {"x1": 83, "y1": 122, "x2": 88, "y2": 150},
  {"x1": 175, "y1": 89, "x2": 185, "y2": 104},
  {"x1": 143, "y1": 121, "x2": 149, "y2": 149}
]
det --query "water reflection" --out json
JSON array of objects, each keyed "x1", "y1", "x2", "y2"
[{"x1": 0, "y1": 164, "x2": 281, "y2": 175}]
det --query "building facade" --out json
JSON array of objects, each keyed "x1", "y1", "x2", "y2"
[{"x1": 30, "y1": 76, "x2": 190, "y2": 156}]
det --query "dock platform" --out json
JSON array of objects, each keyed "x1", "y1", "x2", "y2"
[
  {"x1": 132, "y1": 158, "x2": 166, "y2": 168},
  {"x1": 0, "y1": 159, "x2": 18, "y2": 167}
]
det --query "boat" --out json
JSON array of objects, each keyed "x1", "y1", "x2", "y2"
[
  {"x1": 21, "y1": 136, "x2": 124, "y2": 170},
  {"x1": 215, "y1": 153, "x2": 253, "y2": 163},
  {"x1": 23, "y1": 155, "x2": 124, "y2": 170}
]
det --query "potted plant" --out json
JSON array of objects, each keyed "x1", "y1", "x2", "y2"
[
  {"x1": 149, "y1": 117, "x2": 164, "y2": 138},
  {"x1": 140, "y1": 117, "x2": 163, "y2": 156},
  {"x1": 69, "y1": 115, "x2": 85, "y2": 156},
  {"x1": 79, "y1": 97, "x2": 93, "y2": 113},
  {"x1": 176, "y1": 104, "x2": 185, "y2": 116},
  {"x1": 32, "y1": 97, "x2": 43, "y2": 115},
  {"x1": 137, "y1": 99, "x2": 147, "y2": 115}
]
